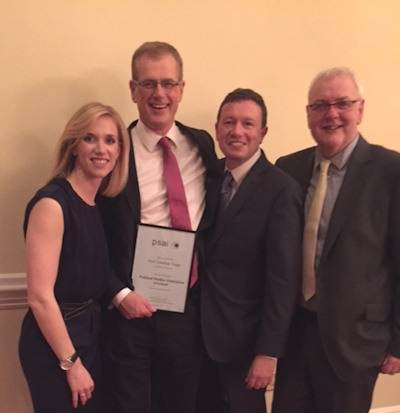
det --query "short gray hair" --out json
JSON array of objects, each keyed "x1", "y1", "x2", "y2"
[{"x1": 308, "y1": 67, "x2": 364, "y2": 102}]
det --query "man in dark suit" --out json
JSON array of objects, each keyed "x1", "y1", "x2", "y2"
[
  {"x1": 200, "y1": 88, "x2": 303, "y2": 413},
  {"x1": 272, "y1": 67, "x2": 400, "y2": 413},
  {"x1": 98, "y1": 41, "x2": 218, "y2": 413}
]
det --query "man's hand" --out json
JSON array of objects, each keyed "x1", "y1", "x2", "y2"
[
  {"x1": 117, "y1": 291, "x2": 156, "y2": 319},
  {"x1": 245, "y1": 355, "x2": 277, "y2": 390},
  {"x1": 379, "y1": 353, "x2": 400, "y2": 375}
]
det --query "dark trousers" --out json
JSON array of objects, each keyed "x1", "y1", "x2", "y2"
[
  {"x1": 272, "y1": 308, "x2": 379, "y2": 413},
  {"x1": 196, "y1": 351, "x2": 226, "y2": 413},
  {"x1": 196, "y1": 352, "x2": 266, "y2": 413},
  {"x1": 217, "y1": 360, "x2": 267, "y2": 413},
  {"x1": 101, "y1": 295, "x2": 202, "y2": 413}
]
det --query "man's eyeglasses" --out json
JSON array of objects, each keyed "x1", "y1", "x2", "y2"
[
  {"x1": 133, "y1": 79, "x2": 182, "y2": 90},
  {"x1": 307, "y1": 100, "x2": 361, "y2": 114}
]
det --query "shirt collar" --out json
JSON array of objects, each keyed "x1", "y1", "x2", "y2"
[
  {"x1": 315, "y1": 134, "x2": 359, "y2": 170},
  {"x1": 226, "y1": 149, "x2": 261, "y2": 186},
  {"x1": 134, "y1": 120, "x2": 181, "y2": 152}
]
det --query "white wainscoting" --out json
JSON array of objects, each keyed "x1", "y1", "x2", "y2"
[{"x1": 0, "y1": 273, "x2": 27, "y2": 309}]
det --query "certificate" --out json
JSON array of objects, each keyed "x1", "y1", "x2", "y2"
[{"x1": 131, "y1": 224, "x2": 196, "y2": 313}]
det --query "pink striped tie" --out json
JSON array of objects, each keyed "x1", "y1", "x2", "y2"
[{"x1": 158, "y1": 137, "x2": 198, "y2": 287}]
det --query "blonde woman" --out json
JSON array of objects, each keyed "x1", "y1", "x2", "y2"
[{"x1": 19, "y1": 102, "x2": 129, "y2": 412}]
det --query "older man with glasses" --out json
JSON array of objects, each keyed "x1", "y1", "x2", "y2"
[{"x1": 271, "y1": 67, "x2": 400, "y2": 413}]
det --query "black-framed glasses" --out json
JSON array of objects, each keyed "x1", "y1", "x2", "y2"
[
  {"x1": 133, "y1": 79, "x2": 182, "y2": 90},
  {"x1": 307, "y1": 100, "x2": 361, "y2": 113}
]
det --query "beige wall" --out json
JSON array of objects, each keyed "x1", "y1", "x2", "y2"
[{"x1": 1, "y1": 1, "x2": 400, "y2": 411}]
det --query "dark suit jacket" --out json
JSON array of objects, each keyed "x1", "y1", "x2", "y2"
[
  {"x1": 97, "y1": 120, "x2": 219, "y2": 305},
  {"x1": 201, "y1": 152, "x2": 303, "y2": 363},
  {"x1": 276, "y1": 136, "x2": 400, "y2": 380}
]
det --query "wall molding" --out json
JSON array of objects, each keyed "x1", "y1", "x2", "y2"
[
  {"x1": 370, "y1": 406, "x2": 400, "y2": 413},
  {"x1": 0, "y1": 273, "x2": 27, "y2": 309}
]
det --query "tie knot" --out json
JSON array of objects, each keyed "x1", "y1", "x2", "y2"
[
  {"x1": 158, "y1": 136, "x2": 171, "y2": 150},
  {"x1": 221, "y1": 171, "x2": 234, "y2": 192},
  {"x1": 319, "y1": 159, "x2": 330, "y2": 174}
]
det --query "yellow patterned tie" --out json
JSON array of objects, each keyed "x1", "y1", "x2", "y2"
[{"x1": 302, "y1": 159, "x2": 330, "y2": 301}]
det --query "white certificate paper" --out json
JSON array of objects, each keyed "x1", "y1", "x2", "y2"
[{"x1": 131, "y1": 224, "x2": 196, "y2": 313}]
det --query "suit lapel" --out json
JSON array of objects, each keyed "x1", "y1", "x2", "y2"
[
  {"x1": 296, "y1": 152, "x2": 315, "y2": 200},
  {"x1": 319, "y1": 137, "x2": 372, "y2": 264},
  {"x1": 277, "y1": 148, "x2": 315, "y2": 201},
  {"x1": 176, "y1": 121, "x2": 218, "y2": 174},
  {"x1": 176, "y1": 121, "x2": 219, "y2": 232},
  {"x1": 125, "y1": 121, "x2": 141, "y2": 219}
]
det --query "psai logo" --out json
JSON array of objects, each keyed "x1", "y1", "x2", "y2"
[{"x1": 151, "y1": 239, "x2": 180, "y2": 249}]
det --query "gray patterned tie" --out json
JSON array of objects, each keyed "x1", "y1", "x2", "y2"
[{"x1": 219, "y1": 171, "x2": 234, "y2": 213}]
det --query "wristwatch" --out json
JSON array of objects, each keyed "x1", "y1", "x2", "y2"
[{"x1": 59, "y1": 351, "x2": 78, "y2": 371}]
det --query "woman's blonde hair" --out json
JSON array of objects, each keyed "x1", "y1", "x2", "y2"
[{"x1": 49, "y1": 102, "x2": 130, "y2": 197}]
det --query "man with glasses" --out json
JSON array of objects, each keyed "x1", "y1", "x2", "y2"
[
  {"x1": 271, "y1": 67, "x2": 400, "y2": 413},
  {"x1": 98, "y1": 41, "x2": 218, "y2": 413}
]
